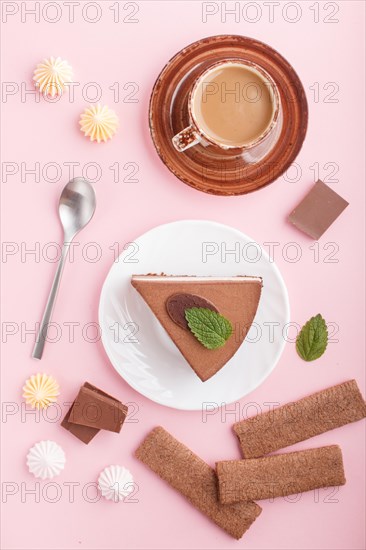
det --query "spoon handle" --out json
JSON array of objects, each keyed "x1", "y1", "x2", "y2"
[{"x1": 32, "y1": 240, "x2": 71, "y2": 360}]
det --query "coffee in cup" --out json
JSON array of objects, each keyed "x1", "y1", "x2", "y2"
[{"x1": 172, "y1": 59, "x2": 280, "y2": 153}]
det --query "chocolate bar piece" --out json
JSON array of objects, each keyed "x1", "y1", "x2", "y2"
[
  {"x1": 61, "y1": 382, "x2": 117, "y2": 443},
  {"x1": 61, "y1": 406, "x2": 99, "y2": 444},
  {"x1": 68, "y1": 383, "x2": 128, "y2": 433},
  {"x1": 135, "y1": 427, "x2": 261, "y2": 540},
  {"x1": 288, "y1": 179, "x2": 349, "y2": 239},
  {"x1": 234, "y1": 380, "x2": 366, "y2": 458},
  {"x1": 61, "y1": 382, "x2": 128, "y2": 441},
  {"x1": 217, "y1": 445, "x2": 346, "y2": 504}
]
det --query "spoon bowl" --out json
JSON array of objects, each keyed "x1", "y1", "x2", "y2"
[{"x1": 59, "y1": 177, "x2": 96, "y2": 238}]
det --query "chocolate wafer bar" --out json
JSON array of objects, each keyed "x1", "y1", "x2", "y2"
[
  {"x1": 234, "y1": 380, "x2": 366, "y2": 458},
  {"x1": 135, "y1": 427, "x2": 262, "y2": 540},
  {"x1": 217, "y1": 445, "x2": 346, "y2": 504}
]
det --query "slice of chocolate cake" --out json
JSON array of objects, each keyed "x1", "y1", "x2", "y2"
[{"x1": 131, "y1": 275, "x2": 262, "y2": 382}]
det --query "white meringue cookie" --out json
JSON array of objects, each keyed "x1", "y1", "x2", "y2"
[
  {"x1": 98, "y1": 465, "x2": 134, "y2": 502},
  {"x1": 26, "y1": 440, "x2": 65, "y2": 480}
]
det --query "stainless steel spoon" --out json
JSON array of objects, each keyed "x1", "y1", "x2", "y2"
[{"x1": 33, "y1": 177, "x2": 96, "y2": 359}]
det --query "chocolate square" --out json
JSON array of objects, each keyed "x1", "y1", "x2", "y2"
[
  {"x1": 61, "y1": 406, "x2": 99, "y2": 444},
  {"x1": 67, "y1": 384, "x2": 128, "y2": 433},
  {"x1": 288, "y1": 180, "x2": 349, "y2": 239},
  {"x1": 83, "y1": 381, "x2": 120, "y2": 401}
]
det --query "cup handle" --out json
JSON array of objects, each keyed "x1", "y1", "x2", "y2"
[{"x1": 172, "y1": 125, "x2": 200, "y2": 152}]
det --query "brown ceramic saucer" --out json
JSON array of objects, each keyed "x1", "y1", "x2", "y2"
[{"x1": 149, "y1": 35, "x2": 308, "y2": 196}]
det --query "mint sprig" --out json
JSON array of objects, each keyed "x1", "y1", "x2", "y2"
[
  {"x1": 185, "y1": 307, "x2": 233, "y2": 350},
  {"x1": 296, "y1": 314, "x2": 328, "y2": 361}
]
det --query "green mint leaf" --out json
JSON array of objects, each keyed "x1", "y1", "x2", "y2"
[
  {"x1": 185, "y1": 307, "x2": 233, "y2": 350},
  {"x1": 296, "y1": 314, "x2": 328, "y2": 361}
]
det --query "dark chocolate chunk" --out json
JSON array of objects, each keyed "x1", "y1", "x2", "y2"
[
  {"x1": 68, "y1": 385, "x2": 128, "y2": 433},
  {"x1": 166, "y1": 293, "x2": 218, "y2": 329},
  {"x1": 288, "y1": 179, "x2": 349, "y2": 239},
  {"x1": 62, "y1": 382, "x2": 128, "y2": 439},
  {"x1": 83, "y1": 381, "x2": 121, "y2": 401},
  {"x1": 61, "y1": 382, "x2": 113, "y2": 444},
  {"x1": 61, "y1": 406, "x2": 99, "y2": 444}
]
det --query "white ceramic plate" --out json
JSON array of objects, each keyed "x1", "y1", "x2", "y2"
[{"x1": 99, "y1": 220, "x2": 290, "y2": 410}]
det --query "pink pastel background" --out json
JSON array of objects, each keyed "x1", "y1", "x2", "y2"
[{"x1": 1, "y1": 1, "x2": 365, "y2": 549}]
